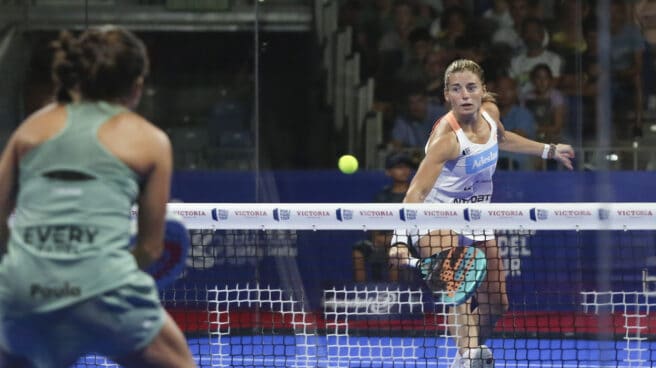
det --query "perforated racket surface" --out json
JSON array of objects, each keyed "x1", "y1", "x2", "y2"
[{"x1": 425, "y1": 246, "x2": 487, "y2": 305}]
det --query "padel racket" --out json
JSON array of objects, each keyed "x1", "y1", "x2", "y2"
[
  {"x1": 419, "y1": 246, "x2": 487, "y2": 305},
  {"x1": 145, "y1": 211, "x2": 190, "y2": 289}
]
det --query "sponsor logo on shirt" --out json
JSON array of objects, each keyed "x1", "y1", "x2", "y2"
[
  {"x1": 30, "y1": 282, "x2": 81, "y2": 299},
  {"x1": 465, "y1": 145, "x2": 498, "y2": 174},
  {"x1": 22, "y1": 225, "x2": 99, "y2": 253},
  {"x1": 452, "y1": 194, "x2": 492, "y2": 203}
]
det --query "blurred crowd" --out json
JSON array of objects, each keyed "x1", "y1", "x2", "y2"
[{"x1": 338, "y1": 0, "x2": 655, "y2": 170}]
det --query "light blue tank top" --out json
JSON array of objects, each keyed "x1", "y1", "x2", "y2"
[{"x1": 0, "y1": 101, "x2": 149, "y2": 314}]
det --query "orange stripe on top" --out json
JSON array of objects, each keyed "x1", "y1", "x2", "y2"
[{"x1": 431, "y1": 111, "x2": 461, "y2": 134}]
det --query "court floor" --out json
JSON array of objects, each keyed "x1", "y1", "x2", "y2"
[{"x1": 74, "y1": 336, "x2": 656, "y2": 367}]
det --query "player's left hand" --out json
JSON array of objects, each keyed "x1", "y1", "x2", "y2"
[
  {"x1": 554, "y1": 143, "x2": 575, "y2": 170},
  {"x1": 149, "y1": 211, "x2": 190, "y2": 289}
]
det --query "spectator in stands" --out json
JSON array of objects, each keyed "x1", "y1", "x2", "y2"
[
  {"x1": 634, "y1": 0, "x2": 656, "y2": 112},
  {"x1": 396, "y1": 27, "x2": 435, "y2": 86},
  {"x1": 483, "y1": 0, "x2": 513, "y2": 31},
  {"x1": 433, "y1": 5, "x2": 470, "y2": 50},
  {"x1": 550, "y1": 0, "x2": 591, "y2": 60},
  {"x1": 389, "y1": 84, "x2": 447, "y2": 153},
  {"x1": 372, "y1": 0, "x2": 396, "y2": 35},
  {"x1": 353, "y1": 152, "x2": 416, "y2": 283},
  {"x1": 414, "y1": 0, "x2": 440, "y2": 30},
  {"x1": 338, "y1": 0, "x2": 382, "y2": 80},
  {"x1": 492, "y1": 0, "x2": 531, "y2": 56},
  {"x1": 424, "y1": 48, "x2": 455, "y2": 104},
  {"x1": 454, "y1": 31, "x2": 509, "y2": 87},
  {"x1": 559, "y1": 17, "x2": 600, "y2": 143},
  {"x1": 609, "y1": 0, "x2": 646, "y2": 139},
  {"x1": 377, "y1": 0, "x2": 419, "y2": 100},
  {"x1": 522, "y1": 64, "x2": 568, "y2": 170},
  {"x1": 378, "y1": 0, "x2": 417, "y2": 71},
  {"x1": 508, "y1": 17, "x2": 563, "y2": 95},
  {"x1": 635, "y1": 0, "x2": 656, "y2": 45},
  {"x1": 493, "y1": 75, "x2": 537, "y2": 170}
]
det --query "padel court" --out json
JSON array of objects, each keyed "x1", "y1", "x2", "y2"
[
  {"x1": 74, "y1": 202, "x2": 656, "y2": 367},
  {"x1": 75, "y1": 336, "x2": 656, "y2": 367}
]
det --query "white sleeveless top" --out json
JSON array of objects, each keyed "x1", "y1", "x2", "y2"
[{"x1": 424, "y1": 110, "x2": 499, "y2": 204}]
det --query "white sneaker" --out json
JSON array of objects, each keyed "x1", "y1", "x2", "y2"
[{"x1": 462, "y1": 345, "x2": 494, "y2": 368}]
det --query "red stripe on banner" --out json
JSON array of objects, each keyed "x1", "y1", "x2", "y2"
[{"x1": 167, "y1": 308, "x2": 656, "y2": 336}]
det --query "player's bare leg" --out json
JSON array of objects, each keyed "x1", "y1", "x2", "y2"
[
  {"x1": 473, "y1": 238, "x2": 509, "y2": 343},
  {"x1": 388, "y1": 229, "x2": 497, "y2": 365},
  {"x1": 451, "y1": 300, "x2": 479, "y2": 352},
  {"x1": 416, "y1": 230, "x2": 481, "y2": 354},
  {"x1": 114, "y1": 312, "x2": 196, "y2": 368}
]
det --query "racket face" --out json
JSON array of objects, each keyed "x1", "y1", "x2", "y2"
[
  {"x1": 146, "y1": 217, "x2": 190, "y2": 289},
  {"x1": 427, "y1": 246, "x2": 487, "y2": 305}
]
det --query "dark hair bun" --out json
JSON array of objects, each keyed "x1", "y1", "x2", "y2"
[{"x1": 50, "y1": 25, "x2": 148, "y2": 103}]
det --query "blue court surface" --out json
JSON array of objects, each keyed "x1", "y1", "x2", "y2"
[{"x1": 75, "y1": 336, "x2": 656, "y2": 367}]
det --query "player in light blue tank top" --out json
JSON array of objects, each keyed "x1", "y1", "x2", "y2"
[
  {"x1": 0, "y1": 26, "x2": 195, "y2": 367},
  {"x1": 389, "y1": 59, "x2": 575, "y2": 368}
]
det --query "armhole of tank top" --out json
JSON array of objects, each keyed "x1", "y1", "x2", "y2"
[
  {"x1": 480, "y1": 110, "x2": 497, "y2": 130},
  {"x1": 53, "y1": 104, "x2": 73, "y2": 137},
  {"x1": 480, "y1": 110, "x2": 499, "y2": 144}
]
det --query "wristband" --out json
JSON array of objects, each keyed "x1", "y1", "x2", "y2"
[
  {"x1": 542, "y1": 143, "x2": 557, "y2": 159},
  {"x1": 541, "y1": 144, "x2": 550, "y2": 159}
]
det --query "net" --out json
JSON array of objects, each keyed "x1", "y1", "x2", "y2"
[{"x1": 74, "y1": 202, "x2": 656, "y2": 368}]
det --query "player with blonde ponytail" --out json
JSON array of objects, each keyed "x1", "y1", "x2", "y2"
[{"x1": 389, "y1": 59, "x2": 575, "y2": 368}]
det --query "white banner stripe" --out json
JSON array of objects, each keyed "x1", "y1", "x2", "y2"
[{"x1": 163, "y1": 203, "x2": 656, "y2": 231}]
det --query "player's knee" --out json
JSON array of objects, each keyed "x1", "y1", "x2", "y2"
[
  {"x1": 387, "y1": 245, "x2": 409, "y2": 266},
  {"x1": 491, "y1": 298, "x2": 509, "y2": 316}
]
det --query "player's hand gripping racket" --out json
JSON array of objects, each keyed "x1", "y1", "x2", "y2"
[
  {"x1": 145, "y1": 211, "x2": 190, "y2": 289},
  {"x1": 418, "y1": 246, "x2": 487, "y2": 305},
  {"x1": 131, "y1": 210, "x2": 190, "y2": 289}
]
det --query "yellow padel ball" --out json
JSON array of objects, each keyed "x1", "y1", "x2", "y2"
[{"x1": 338, "y1": 154, "x2": 359, "y2": 174}]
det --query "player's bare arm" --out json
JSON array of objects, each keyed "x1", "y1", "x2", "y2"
[
  {"x1": 0, "y1": 104, "x2": 62, "y2": 254},
  {"x1": 485, "y1": 102, "x2": 576, "y2": 170},
  {"x1": 0, "y1": 135, "x2": 18, "y2": 255},
  {"x1": 127, "y1": 118, "x2": 173, "y2": 269}
]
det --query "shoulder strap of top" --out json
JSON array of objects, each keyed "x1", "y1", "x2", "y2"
[
  {"x1": 480, "y1": 109, "x2": 498, "y2": 130},
  {"x1": 444, "y1": 111, "x2": 462, "y2": 132}
]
